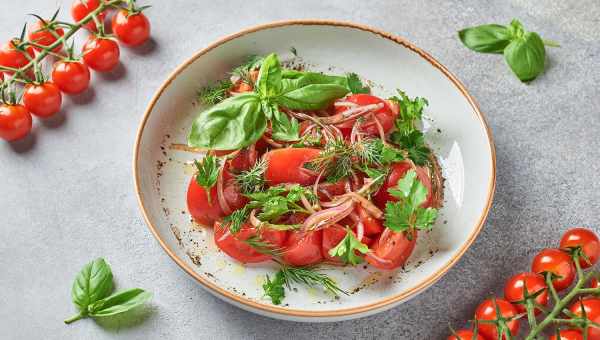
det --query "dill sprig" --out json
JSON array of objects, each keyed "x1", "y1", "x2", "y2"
[
  {"x1": 231, "y1": 55, "x2": 264, "y2": 84},
  {"x1": 197, "y1": 80, "x2": 233, "y2": 105},
  {"x1": 222, "y1": 206, "x2": 250, "y2": 234},
  {"x1": 244, "y1": 235, "x2": 284, "y2": 257},
  {"x1": 235, "y1": 158, "x2": 266, "y2": 194}
]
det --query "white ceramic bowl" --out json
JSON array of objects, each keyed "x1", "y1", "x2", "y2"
[{"x1": 133, "y1": 20, "x2": 496, "y2": 322}]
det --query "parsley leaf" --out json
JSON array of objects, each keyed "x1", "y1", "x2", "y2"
[
  {"x1": 245, "y1": 185, "x2": 314, "y2": 223},
  {"x1": 263, "y1": 271, "x2": 286, "y2": 305},
  {"x1": 389, "y1": 90, "x2": 428, "y2": 136},
  {"x1": 270, "y1": 106, "x2": 300, "y2": 142},
  {"x1": 328, "y1": 228, "x2": 369, "y2": 265},
  {"x1": 197, "y1": 80, "x2": 232, "y2": 105},
  {"x1": 346, "y1": 73, "x2": 370, "y2": 94},
  {"x1": 384, "y1": 170, "x2": 438, "y2": 232},
  {"x1": 194, "y1": 155, "x2": 220, "y2": 203},
  {"x1": 391, "y1": 130, "x2": 430, "y2": 166}
]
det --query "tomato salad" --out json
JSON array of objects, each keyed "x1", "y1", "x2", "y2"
[{"x1": 185, "y1": 53, "x2": 443, "y2": 304}]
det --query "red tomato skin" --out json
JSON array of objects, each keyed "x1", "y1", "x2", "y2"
[
  {"x1": 475, "y1": 298, "x2": 520, "y2": 340},
  {"x1": 214, "y1": 224, "x2": 270, "y2": 263},
  {"x1": 560, "y1": 227, "x2": 600, "y2": 268},
  {"x1": 591, "y1": 277, "x2": 600, "y2": 289},
  {"x1": 51, "y1": 61, "x2": 91, "y2": 94},
  {"x1": 549, "y1": 329, "x2": 584, "y2": 340},
  {"x1": 503, "y1": 272, "x2": 548, "y2": 314},
  {"x1": 569, "y1": 298, "x2": 600, "y2": 340},
  {"x1": 447, "y1": 329, "x2": 485, "y2": 340},
  {"x1": 0, "y1": 40, "x2": 35, "y2": 71},
  {"x1": 0, "y1": 105, "x2": 32, "y2": 141},
  {"x1": 356, "y1": 205, "x2": 384, "y2": 236},
  {"x1": 316, "y1": 180, "x2": 347, "y2": 201},
  {"x1": 265, "y1": 148, "x2": 321, "y2": 186},
  {"x1": 23, "y1": 82, "x2": 62, "y2": 118},
  {"x1": 531, "y1": 248, "x2": 575, "y2": 291},
  {"x1": 28, "y1": 21, "x2": 65, "y2": 52},
  {"x1": 82, "y1": 37, "x2": 120, "y2": 72},
  {"x1": 282, "y1": 230, "x2": 323, "y2": 266},
  {"x1": 260, "y1": 229, "x2": 289, "y2": 248},
  {"x1": 334, "y1": 94, "x2": 396, "y2": 136},
  {"x1": 71, "y1": 0, "x2": 106, "y2": 32},
  {"x1": 322, "y1": 224, "x2": 348, "y2": 262},
  {"x1": 373, "y1": 161, "x2": 433, "y2": 209},
  {"x1": 365, "y1": 229, "x2": 416, "y2": 270},
  {"x1": 112, "y1": 10, "x2": 151, "y2": 46}
]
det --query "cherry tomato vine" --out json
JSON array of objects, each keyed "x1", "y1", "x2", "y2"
[
  {"x1": 449, "y1": 227, "x2": 600, "y2": 340},
  {"x1": 0, "y1": 0, "x2": 151, "y2": 142}
]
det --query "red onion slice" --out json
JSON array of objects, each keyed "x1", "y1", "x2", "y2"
[
  {"x1": 216, "y1": 167, "x2": 232, "y2": 215},
  {"x1": 303, "y1": 200, "x2": 354, "y2": 231}
]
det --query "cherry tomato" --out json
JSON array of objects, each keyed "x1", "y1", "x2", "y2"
[
  {"x1": 0, "y1": 40, "x2": 35, "y2": 71},
  {"x1": 71, "y1": 0, "x2": 106, "y2": 32},
  {"x1": 265, "y1": 148, "x2": 321, "y2": 186},
  {"x1": 560, "y1": 228, "x2": 600, "y2": 269},
  {"x1": 282, "y1": 230, "x2": 323, "y2": 266},
  {"x1": 532, "y1": 248, "x2": 575, "y2": 291},
  {"x1": 334, "y1": 94, "x2": 396, "y2": 137},
  {"x1": 187, "y1": 169, "x2": 247, "y2": 227},
  {"x1": 373, "y1": 161, "x2": 433, "y2": 210},
  {"x1": 549, "y1": 329, "x2": 584, "y2": 340},
  {"x1": 111, "y1": 9, "x2": 151, "y2": 46},
  {"x1": 475, "y1": 298, "x2": 520, "y2": 339},
  {"x1": 569, "y1": 297, "x2": 600, "y2": 340},
  {"x1": 52, "y1": 60, "x2": 90, "y2": 94},
  {"x1": 322, "y1": 224, "x2": 348, "y2": 262},
  {"x1": 356, "y1": 205, "x2": 384, "y2": 236},
  {"x1": 503, "y1": 272, "x2": 548, "y2": 314},
  {"x1": 365, "y1": 229, "x2": 416, "y2": 270},
  {"x1": 23, "y1": 82, "x2": 62, "y2": 118},
  {"x1": 82, "y1": 37, "x2": 120, "y2": 72},
  {"x1": 28, "y1": 20, "x2": 65, "y2": 52},
  {"x1": 0, "y1": 104, "x2": 32, "y2": 141},
  {"x1": 447, "y1": 329, "x2": 485, "y2": 340},
  {"x1": 214, "y1": 223, "x2": 270, "y2": 263}
]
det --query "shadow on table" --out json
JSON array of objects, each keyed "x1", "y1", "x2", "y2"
[{"x1": 93, "y1": 304, "x2": 157, "y2": 332}]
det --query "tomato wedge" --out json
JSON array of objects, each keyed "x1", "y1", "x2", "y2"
[
  {"x1": 282, "y1": 230, "x2": 323, "y2": 266},
  {"x1": 214, "y1": 224, "x2": 270, "y2": 263},
  {"x1": 334, "y1": 94, "x2": 396, "y2": 137},
  {"x1": 265, "y1": 148, "x2": 321, "y2": 185},
  {"x1": 365, "y1": 229, "x2": 416, "y2": 270},
  {"x1": 356, "y1": 205, "x2": 384, "y2": 236},
  {"x1": 322, "y1": 224, "x2": 347, "y2": 262},
  {"x1": 373, "y1": 161, "x2": 433, "y2": 210}
]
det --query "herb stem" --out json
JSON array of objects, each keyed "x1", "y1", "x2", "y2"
[
  {"x1": 542, "y1": 39, "x2": 561, "y2": 48},
  {"x1": 64, "y1": 312, "x2": 86, "y2": 324}
]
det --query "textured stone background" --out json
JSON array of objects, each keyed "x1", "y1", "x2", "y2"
[{"x1": 1, "y1": 1, "x2": 599, "y2": 339}]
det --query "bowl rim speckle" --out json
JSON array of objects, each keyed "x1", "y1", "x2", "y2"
[{"x1": 133, "y1": 19, "x2": 496, "y2": 319}]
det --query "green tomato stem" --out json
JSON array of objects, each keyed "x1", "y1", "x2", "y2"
[{"x1": 64, "y1": 312, "x2": 86, "y2": 324}]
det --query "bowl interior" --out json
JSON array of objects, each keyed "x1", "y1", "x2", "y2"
[{"x1": 135, "y1": 22, "x2": 495, "y2": 320}]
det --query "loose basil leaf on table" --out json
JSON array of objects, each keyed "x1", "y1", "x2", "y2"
[
  {"x1": 72, "y1": 258, "x2": 113, "y2": 311},
  {"x1": 458, "y1": 24, "x2": 511, "y2": 53},
  {"x1": 188, "y1": 93, "x2": 266, "y2": 150},
  {"x1": 504, "y1": 32, "x2": 546, "y2": 82},
  {"x1": 88, "y1": 288, "x2": 153, "y2": 317},
  {"x1": 275, "y1": 83, "x2": 349, "y2": 110}
]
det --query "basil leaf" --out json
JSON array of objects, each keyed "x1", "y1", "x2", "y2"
[
  {"x1": 275, "y1": 84, "x2": 349, "y2": 110},
  {"x1": 71, "y1": 258, "x2": 113, "y2": 313},
  {"x1": 504, "y1": 31, "x2": 546, "y2": 82},
  {"x1": 256, "y1": 53, "x2": 282, "y2": 98},
  {"x1": 88, "y1": 288, "x2": 152, "y2": 317},
  {"x1": 458, "y1": 24, "x2": 511, "y2": 53},
  {"x1": 188, "y1": 93, "x2": 266, "y2": 150},
  {"x1": 281, "y1": 71, "x2": 348, "y2": 93},
  {"x1": 271, "y1": 108, "x2": 300, "y2": 142}
]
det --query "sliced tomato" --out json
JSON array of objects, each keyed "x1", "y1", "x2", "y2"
[
  {"x1": 356, "y1": 205, "x2": 384, "y2": 236},
  {"x1": 317, "y1": 179, "x2": 347, "y2": 201},
  {"x1": 322, "y1": 224, "x2": 347, "y2": 262},
  {"x1": 227, "y1": 147, "x2": 258, "y2": 173},
  {"x1": 260, "y1": 228, "x2": 289, "y2": 248},
  {"x1": 373, "y1": 161, "x2": 433, "y2": 210},
  {"x1": 214, "y1": 223, "x2": 270, "y2": 263},
  {"x1": 282, "y1": 230, "x2": 323, "y2": 266},
  {"x1": 334, "y1": 94, "x2": 396, "y2": 137},
  {"x1": 365, "y1": 229, "x2": 417, "y2": 270},
  {"x1": 265, "y1": 148, "x2": 321, "y2": 185}
]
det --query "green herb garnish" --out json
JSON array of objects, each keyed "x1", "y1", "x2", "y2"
[
  {"x1": 389, "y1": 90, "x2": 431, "y2": 166},
  {"x1": 458, "y1": 19, "x2": 559, "y2": 82},
  {"x1": 197, "y1": 79, "x2": 232, "y2": 105},
  {"x1": 235, "y1": 158, "x2": 266, "y2": 194},
  {"x1": 384, "y1": 170, "x2": 438, "y2": 233},
  {"x1": 64, "y1": 258, "x2": 152, "y2": 324},
  {"x1": 194, "y1": 154, "x2": 220, "y2": 202},
  {"x1": 346, "y1": 72, "x2": 370, "y2": 94},
  {"x1": 328, "y1": 228, "x2": 370, "y2": 265}
]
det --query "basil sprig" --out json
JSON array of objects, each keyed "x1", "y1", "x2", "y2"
[
  {"x1": 188, "y1": 53, "x2": 350, "y2": 150},
  {"x1": 459, "y1": 19, "x2": 558, "y2": 82},
  {"x1": 65, "y1": 258, "x2": 152, "y2": 324}
]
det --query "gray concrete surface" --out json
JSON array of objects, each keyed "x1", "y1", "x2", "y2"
[{"x1": 1, "y1": 0, "x2": 599, "y2": 339}]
